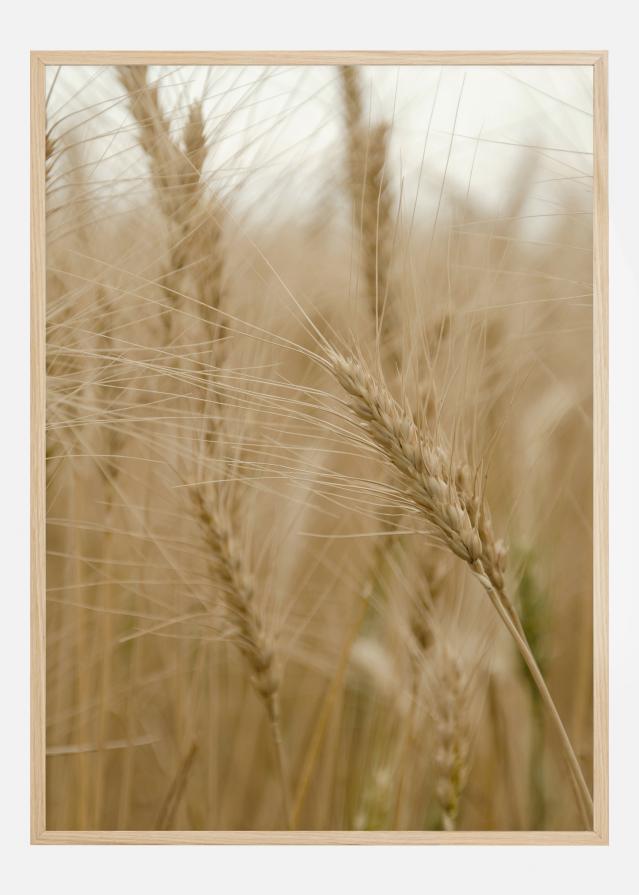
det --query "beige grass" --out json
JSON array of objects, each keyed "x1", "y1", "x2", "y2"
[{"x1": 44, "y1": 63, "x2": 594, "y2": 832}]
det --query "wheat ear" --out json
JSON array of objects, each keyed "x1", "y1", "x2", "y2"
[
  {"x1": 340, "y1": 66, "x2": 396, "y2": 356},
  {"x1": 431, "y1": 647, "x2": 471, "y2": 831},
  {"x1": 191, "y1": 486, "x2": 292, "y2": 828},
  {"x1": 325, "y1": 349, "x2": 593, "y2": 827},
  {"x1": 392, "y1": 552, "x2": 449, "y2": 828},
  {"x1": 118, "y1": 66, "x2": 225, "y2": 340}
]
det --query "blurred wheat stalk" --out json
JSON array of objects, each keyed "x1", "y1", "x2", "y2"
[{"x1": 44, "y1": 63, "x2": 594, "y2": 831}]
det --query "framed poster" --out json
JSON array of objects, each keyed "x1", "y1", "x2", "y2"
[{"x1": 31, "y1": 51, "x2": 608, "y2": 843}]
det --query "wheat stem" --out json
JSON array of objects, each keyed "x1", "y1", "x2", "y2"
[
  {"x1": 473, "y1": 559, "x2": 592, "y2": 827},
  {"x1": 267, "y1": 692, "x2": 293, "y2": 829},
  {"x1": 326, "y1": 348, "x2": 593, "y2": 827}
]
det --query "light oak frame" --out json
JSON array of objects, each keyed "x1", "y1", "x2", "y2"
[{"x1": 30, "y1": 50, "x2": 609, "y2": 845}]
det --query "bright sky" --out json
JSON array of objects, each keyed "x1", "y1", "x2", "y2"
[{"x1": 46, "y1": 64, "x2": 593, "y2": 233}]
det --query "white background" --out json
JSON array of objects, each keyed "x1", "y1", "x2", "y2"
[{"x1": 1, "y1": 2, "x2": 636, "y2": 891}]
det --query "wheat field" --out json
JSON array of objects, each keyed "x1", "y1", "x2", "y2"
[{"x1": 44, "y1": 63, "x2": 594, "y2": 832}]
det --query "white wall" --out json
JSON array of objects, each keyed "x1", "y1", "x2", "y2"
[{"x1": 1, "y1": 2, "x2": 636, "y2": 893}]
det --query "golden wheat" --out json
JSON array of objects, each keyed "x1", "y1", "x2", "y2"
[{"x1": 44, "y1": 63, "x2": 594, "y2": 832}]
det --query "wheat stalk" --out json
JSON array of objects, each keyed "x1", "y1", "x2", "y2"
[
  {"x1": 324, "y1": 347, "x2": 593, "y2": 827},
  {"x1": 190, "y1": 485, "x2": 292, "y2": 828},
  {"x1": 340, "y1": 66, "x2": 396, "y2": 359},
  {"x1": 120, "y1": 65, "x2": 287, "y2": 826}
]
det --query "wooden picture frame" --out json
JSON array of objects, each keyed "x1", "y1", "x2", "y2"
[{"x1": 31, "y1": 50, "x2": 608, "y2": 844}]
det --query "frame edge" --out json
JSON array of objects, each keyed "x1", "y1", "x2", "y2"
[
  {"x1": 30, "y1": 49, "x2": 609, "y2": 847},
  {"x1": 30, "y1": 50, "x2": 47, "y2": 844},
  {"x1": 592, "y1": 50, "x2": 609, "y2": 846}
]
